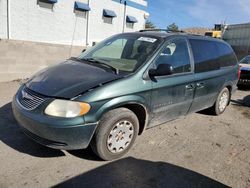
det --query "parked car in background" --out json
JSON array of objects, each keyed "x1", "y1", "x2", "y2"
[
  {"x1": 12, "y1": 30, "x2": 239, "y2": 160},
  {"x1": 238, "y1": 55, "x2": 250, "y2": 87}
]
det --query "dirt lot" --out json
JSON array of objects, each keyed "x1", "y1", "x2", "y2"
[{"x1": 0, "y1": 81, "x2": 249, "y2": 188}]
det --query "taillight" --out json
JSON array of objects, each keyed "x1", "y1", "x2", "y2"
[{"x1": 238, "y1": 65, "x2": 241, "y2": 79}]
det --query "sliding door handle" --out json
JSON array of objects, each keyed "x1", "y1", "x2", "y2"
[{"x1": 196, "y1": 82, "x2": 204, "y2": 88}]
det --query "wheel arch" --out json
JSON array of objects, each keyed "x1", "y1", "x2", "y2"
[
  {"x1": 95, "y1": 95, "x2": 149, "y2": 135},
  {"x1": 215, "y1": 80, "x2": 233, "y2": 105},
  {"x1": 118, "y1": 103, "x2": 148, "y2": 135},
  {"x1": 223, "y1": 83, "x2": 233, "y2": 105}
]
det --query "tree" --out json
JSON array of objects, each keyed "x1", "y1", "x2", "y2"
[
  {"x1": 167, "y1": 23, "x2": 179, "y2": 32},
  {"x1": 145, "y1": 20, "x2": 156, "y2": 29}
]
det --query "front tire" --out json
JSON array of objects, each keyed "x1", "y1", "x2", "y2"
[
  {"x1": 90, "y1": 108, "x2": 139, "y2": 161},
  {"x1": 211, "y1": 87, "x2": 230, "y2": 115}
]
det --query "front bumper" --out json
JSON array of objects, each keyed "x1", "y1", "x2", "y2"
[
  {"x1": 12, "y1": 94, "x2": 97, "y2": 150},
  {"x1": 238, "y1": 70, "x2": 250, "y2": 86},
  {"x1": 238, "y1": 78, "x2": 250, "y2": 86}
]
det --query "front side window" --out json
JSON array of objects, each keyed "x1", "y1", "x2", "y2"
[
  {"x1": 79, "y1": 34, "x2": 163, "y2": 73},
  {"x1": 155, "y1": 38, "x2": 191, "y2": 74}
]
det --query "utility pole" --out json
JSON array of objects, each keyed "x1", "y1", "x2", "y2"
[
  {"x1": 86, "y1": 0, "x2": 90, "y2": 46},
  {"x1": 122, "y1": 0, "x2": 127, "y2": 33},
  {"x1": 7, "y1": 0, "x2": 10, "y2": 39}
]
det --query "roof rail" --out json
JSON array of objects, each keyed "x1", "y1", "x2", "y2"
[{"x1": 139, "y1": 29, "x2": 185, "y2": 33}]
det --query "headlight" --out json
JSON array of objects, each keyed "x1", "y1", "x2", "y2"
[{"x1": 44, "y1": 99, "x2": 91, "y2": 118}]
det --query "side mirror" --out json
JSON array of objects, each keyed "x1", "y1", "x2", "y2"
[{"x1": 149, "y1": 64, "x2": 174, "y2": 77}]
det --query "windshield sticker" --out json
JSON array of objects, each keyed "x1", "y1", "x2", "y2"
[{"x1": 138, "y1": 37, "x2": 157, "y2": 43}]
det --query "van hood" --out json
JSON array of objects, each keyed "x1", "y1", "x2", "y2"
[{"x1": 25, "y1": 60, "x2": 122, "y2": 98}]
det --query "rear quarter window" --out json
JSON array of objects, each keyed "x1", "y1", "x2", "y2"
[
  {"x1": 217, "y1": 42, "x2": 238, "y2": 67},
  {"x1": 189, "y1": 39, "x2": 220, "y2": 73}
]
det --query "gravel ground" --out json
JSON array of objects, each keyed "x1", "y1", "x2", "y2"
[{"x1": 0, "y1": 81, "x2": 249, "y2": 188}]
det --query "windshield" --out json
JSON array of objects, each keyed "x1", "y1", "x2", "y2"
[{"x1": 78, "y1": 34, "x2": 163, "y2": 73}]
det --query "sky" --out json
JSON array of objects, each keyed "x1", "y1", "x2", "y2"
[{"x1": 147, "y1": 0, "x2": 250, "y2": 29}]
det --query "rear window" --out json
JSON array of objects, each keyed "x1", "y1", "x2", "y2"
[
  {"x1": 190, "y1": 39, "x2": 237, "y2": 73},
  {"x1": 190, "y1": 39, "x2": 220, "y2": 73}
]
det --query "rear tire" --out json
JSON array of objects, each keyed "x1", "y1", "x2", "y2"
[
  {"x1": 210, "y1": 87, "x2": 230, "y2": 115},
  {"x1": 90, "y1": 108, "x2": 139, "y2": 161}
]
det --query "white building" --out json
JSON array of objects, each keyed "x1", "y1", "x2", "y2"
[{"x1": 0, "y1": 0, "x2": 148, "y2": 46}]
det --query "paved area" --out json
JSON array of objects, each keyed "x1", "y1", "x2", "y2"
[{"x1": 0, "y1": 81, "x2": 249, "y2": 188}]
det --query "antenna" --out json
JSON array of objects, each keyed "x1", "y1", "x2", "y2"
[{"x1": 69, "y1": 16, "x2": 78, "y2": 57}]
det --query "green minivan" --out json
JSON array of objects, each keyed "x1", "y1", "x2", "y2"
[{"x1": 12, "y1": 31, "x2": 239, "y2": 160}]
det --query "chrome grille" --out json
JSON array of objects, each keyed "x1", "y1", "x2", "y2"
[{"x1": 17, "y1": 87, "x2": 46, "y2": 110}]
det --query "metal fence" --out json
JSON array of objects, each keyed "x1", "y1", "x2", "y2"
[{"x1": 222, "y1": 23, "x2": 250, "y2": 60}]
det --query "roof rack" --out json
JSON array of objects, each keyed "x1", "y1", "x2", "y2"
[{"x1": 139, "y1": 29, "x2": 185, "y2": 33}]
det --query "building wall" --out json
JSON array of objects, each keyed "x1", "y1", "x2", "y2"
[
  {"x1": 7, "y1": 0, "x2": 88, "y2": 46},
  {"x1": 0, "y1": 0, "x2": 8, "y2": 38},
  {"x1": 0, "y1": 0, "x2": 148, "y2": 82},
  {"x1": 87, "y1": 0, "x2": 147, "y2": 45},
  {"x1": 0, "y1": 0, "x2": 148, "y2": 46},
  {"x1": 0, "y1": 39, "x2": 84, "y2": 82},
  {"x1": 124, "y1": 6, "x2": 146, "y2": 32},
  {"x1": 88, "y1": 0, "x2": 124, "y2": 45}
]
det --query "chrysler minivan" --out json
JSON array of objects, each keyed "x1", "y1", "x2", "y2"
[{"x1": 12, "y1": 30, "x2": 239, "y2": 160}]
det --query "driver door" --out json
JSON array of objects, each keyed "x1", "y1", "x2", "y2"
[{"x1": 149, "y1": 37, "x2": 195, "y2": 127}]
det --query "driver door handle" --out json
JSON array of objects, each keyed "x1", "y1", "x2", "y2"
[{"x1": 185, "y1": 84, "x2": 194, "y2": 90}]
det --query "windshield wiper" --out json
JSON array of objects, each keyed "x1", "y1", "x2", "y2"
[{"x1": 83, "y1": 58, "x2": 119, "y2": 75}]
